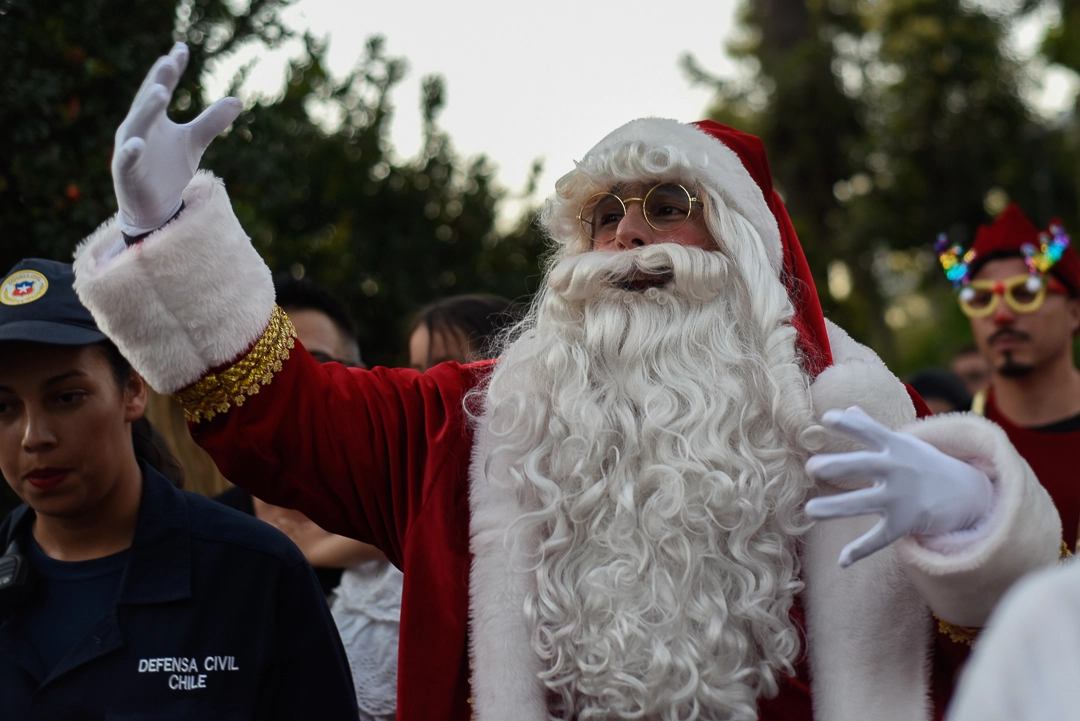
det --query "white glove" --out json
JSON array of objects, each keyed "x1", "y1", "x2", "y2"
[
  {"x1": 112, "y1": 42, "x2": 242, "y2": 236},
  {"x1": 804, "y1": 406, "x2": 993, "y2": 568}
]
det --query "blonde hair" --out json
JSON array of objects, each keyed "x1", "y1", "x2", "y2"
[{"x1": 143, "y1": 391, "x2": 231, "y2": 497}]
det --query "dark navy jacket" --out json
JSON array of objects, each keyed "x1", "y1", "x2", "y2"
[{"x1": 0, "y1": 462, "x2": 359, "y2": 720}]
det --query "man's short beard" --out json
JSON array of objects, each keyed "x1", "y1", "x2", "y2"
[
  {"x1": 997, "y1": 352, "x2": 1035, "y2": 378},
  {"x1": 480, "y1": 244, "x2": 820, "y2": 721}
]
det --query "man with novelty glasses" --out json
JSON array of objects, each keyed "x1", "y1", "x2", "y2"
[{"x1": 938, "y1": 203, "x2": 1080, "y2": 549}]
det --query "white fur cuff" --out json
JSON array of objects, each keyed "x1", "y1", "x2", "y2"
[
  {"x1": 73, "y1": 171, "x2": 274, "y2": 393},
  {"x1": 893, "y1": 412, "x2": 1061, "y2": 626}
]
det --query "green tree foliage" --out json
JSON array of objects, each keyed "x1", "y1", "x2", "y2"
[
  {"x1": 689, "y1": 0, "x2": 1077, "y2": 372},
  {"x1": 1043, "y1": 0, "x2": 1080, "y2": 72},
  {"x1": 206, "y1": 35, "x2": 544, "y2": 367},
  {"x1": 0, "y1": 0, "x2": 545, "y2": 370},
  {"x1": 1042, "y1": 0, "x2": 1080, "y2": 214},
  {"x1": 0, "y1": 0, "x2": 292, "y2": 268}
]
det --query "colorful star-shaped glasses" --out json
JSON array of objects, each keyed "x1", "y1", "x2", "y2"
[
  {"x1": 957, "y1": 274, "x2": 1068, "y2": 318},
  {"x1": 936, "y1": 223, "x2": 1071, "y2": 317}
]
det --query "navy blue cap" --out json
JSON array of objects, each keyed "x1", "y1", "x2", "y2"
[{"x1": 0, "y1": 259, "x2": 107, "y2": 345}]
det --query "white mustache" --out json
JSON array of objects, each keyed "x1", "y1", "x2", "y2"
[{"x1": 545, "y1": 244, "x2": 731, "y2": 305}]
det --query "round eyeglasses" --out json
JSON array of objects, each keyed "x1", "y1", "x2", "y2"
[
  {"x1": 577, "y1": 183, "x2": 701, "y2": 243},
  {"x1": 958, "y1": 274, "x2": 1068, "y2": 318}
]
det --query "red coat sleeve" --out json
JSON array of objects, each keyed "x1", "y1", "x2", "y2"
[{"x1": 190, "y1": 340, "x2": 490, "y2": 570}]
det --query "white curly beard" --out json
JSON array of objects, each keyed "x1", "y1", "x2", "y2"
[{"x1": 480, "y1": 243, "x2": 820, "y2": 721}]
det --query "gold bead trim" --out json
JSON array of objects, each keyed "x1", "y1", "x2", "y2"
[
  {"x1": 935, "y1": 616, "x2": 980, "y2": 646},
  {"x1": 173, "y1": 305, "x2": 296, "y2": 423},
  {"x1": 934, "y1": 539, "x2": 1074, "y2": 647}
]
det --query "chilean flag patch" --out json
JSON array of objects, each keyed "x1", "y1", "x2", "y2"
[{"x1": 1, "y1": 269, "x2": 49, "y2": 306}]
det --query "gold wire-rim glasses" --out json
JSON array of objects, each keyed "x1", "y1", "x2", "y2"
[
  {"x1": 577, "y1": 183, "x2": 701, "y2": 243},
  {"x1": 958, "y1": 274, "x2": 1068, "y2": 318}
]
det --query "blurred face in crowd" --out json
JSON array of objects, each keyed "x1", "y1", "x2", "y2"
[
  {"x1": 409, "y1": 325, "x2": 472, "y2": 372},
  {"x1": 0, "y1": 342, "x2": 146, "y2": 520},
  {"x1": 968, "y1": 257, "x2": 1080, "y2": 378},
  {"x1": 286, "y1": 308, "x2": 362, "y2": 367},
  {"x1": 951, "y1": 350, "x2": 991, "y2": 397}
]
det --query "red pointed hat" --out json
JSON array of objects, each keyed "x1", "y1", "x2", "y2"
[{"x1": 969, "y1": 203, "x2": 1080, "y2": 292}]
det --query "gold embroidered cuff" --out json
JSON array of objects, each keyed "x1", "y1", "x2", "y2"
[{"x1": 173, "y1": 305, "x2": 296, "y2": 423}]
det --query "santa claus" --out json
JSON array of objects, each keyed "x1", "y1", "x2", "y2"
[{"x1": 73, "y1": 44, "x2": 1060, "y2": 721}]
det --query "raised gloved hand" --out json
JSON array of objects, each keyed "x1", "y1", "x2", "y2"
[
  {"x1": 112, "y1": 42, "x2": 242, "y2": 236},
  {"x1": 804, "y1": 406, "x2": 993, "y2": 568}
]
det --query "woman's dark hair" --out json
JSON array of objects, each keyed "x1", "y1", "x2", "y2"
[
  {"x1": 407, "y1": 294, "x2": 525, "y2": 365},
  {"x1": 94, "y1": 340, "x2": 185, "y2": 488}
]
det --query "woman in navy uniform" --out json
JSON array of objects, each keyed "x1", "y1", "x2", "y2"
[{"x1": 0, "y1": 259, "x2": 359, "y2": 720}]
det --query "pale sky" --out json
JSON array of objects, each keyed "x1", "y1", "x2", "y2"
[
  {"x1": 203, "y1": 0, "x2": 742, "y2": 226},
  {"x1": 203, "y1": 1, "x2": 1079, "y2": 227}
]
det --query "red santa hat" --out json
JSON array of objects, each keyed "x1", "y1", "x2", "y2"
[
  {"x1": 968, "y1": 203, "x2": 1080, "y2": 294},
  {"x1": 547, "y1": 118, "x2": 833, "y2": 377}
]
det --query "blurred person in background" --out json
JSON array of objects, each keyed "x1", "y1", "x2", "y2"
[
  {"x1": 907, "y1": 368, "x2": 972, "y2": 414},
  {"x1": 71, "y1": 45, "x2": 1062, "y2": 721},
  {"x1": 950, "y1": 345, "x2": 991, "y2": 398},
  {"x1": 275, "y1": 273, "x2": 363, "y2": 369},
  {"x1": 0, "y1": 260, "x2": 357, "y2": 719},
  {"x1": 938, "y1": 204, "x2": 1080, "y2": 548},
  {"x1": 407, "y1": 294, "x2": 524, "y2": 371}
]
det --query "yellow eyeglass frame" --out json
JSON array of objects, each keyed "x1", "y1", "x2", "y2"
[{"x1": 958, "y1": 274, "x2": 1067, "y2": 318}]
